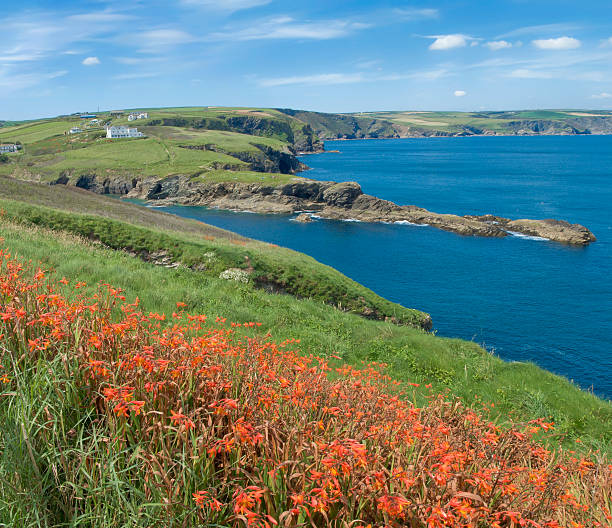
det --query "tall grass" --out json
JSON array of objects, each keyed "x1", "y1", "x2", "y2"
[
  {"x1": 0, "y1": 219, "x2": 610, "y2": 455},
  {"x1": 0, "y1": 248, "x2": 610, "y2": 527}
]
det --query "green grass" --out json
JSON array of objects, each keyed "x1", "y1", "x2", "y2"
[
  {"x1": 0, "y1": 119, "x2": 77, "y2": 144},
  {"x1": 0, "y1": 109, "x2": 307, "y2": 186},
  {"x1": 0, "y1": 179, "x2": 428, "y2": 327},
  {"x1": 189, "y1": 169, "x2": 296, "y2": 184},
  {"x1": 0, "y1": 182, "x2": 610, "y2": 454}
]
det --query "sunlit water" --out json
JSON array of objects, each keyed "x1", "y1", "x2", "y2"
[{"x1": 137, "y1": 136, "x2": 612, "y2": 399}]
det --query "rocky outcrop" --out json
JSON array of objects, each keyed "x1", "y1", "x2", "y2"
[
  {"x1": 294, "y1": 213, "x2": 313, "y2": 223},
  {"x1": 53, "y1": 172, "x2": 139, "y2": 195},
  {"x1": 123, "y1": 177, "x2": 595, "y2": 246},
  {"x1": 506, "y1": 219, "x2": 596, "y2": 245}
]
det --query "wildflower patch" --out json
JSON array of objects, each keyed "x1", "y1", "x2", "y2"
[{"x1": 0, "y1": 249, "x2": 610, "y2": 527}]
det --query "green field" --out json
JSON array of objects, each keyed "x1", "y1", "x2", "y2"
[
  {"x1": 0, "y1": 178, "x2": 610, "y2": 456},
  {"x1": 0, "y1": 107, "x2": 318, "y2": 186},
  {"x1": 354, "y1": 109, "x2": 612, "y2": 135}
]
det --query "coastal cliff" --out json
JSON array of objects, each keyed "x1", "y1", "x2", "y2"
[{"x1": 119, "y1": 176, "x2": 596, "y2": 245}]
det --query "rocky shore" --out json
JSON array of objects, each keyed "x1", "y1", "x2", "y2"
[{"x1": 124, "y1": 176, "x2": 596, "y2": 246}]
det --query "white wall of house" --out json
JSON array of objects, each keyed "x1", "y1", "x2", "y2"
[
  {"x1": 128, "y1": 112, "x2": 149, "y2": 121},
  {"x1": 106, "y1": 126, "x2": 144, "y2": 138},
  {"x1": 0, "y1": 144, "x2": 18, "y2": 153}
]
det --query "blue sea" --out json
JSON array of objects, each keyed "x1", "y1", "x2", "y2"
[{"x1": 148, "y1": 136, "x2": 612, "y2": 400}]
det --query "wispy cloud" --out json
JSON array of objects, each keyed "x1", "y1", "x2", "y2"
[
  {"x1": 137, "y1": 29, "x2": 196, "y2": 51},
  {"x1": 497, "y1": 23, "x2": 582, "y2": 39},
  {"x1": 532, "y1": 37, "x2": 581, "y2": 50},
  {"x1": 259, "y1": 73, "x2": 365, "y2": 87},
  {"x1": 112, "y1": 72, "x2": 160, "y2": 80},
  {"x1": 454, "y1": 90, "x2": 467, "y2": 97},
  {"x1": 209, "y1": 16, "x2": 370, "y2": 41},
  {"x1": 507, "y1": 69, "x2": 554, "y2": 79},
  {"x1": 591, "y1": 92, "x2": 612, "y2": 99},
  {"x1": 428, "y1": 34, "x2": 475, "y2": 51},
  {"x1": 180, "y1": 0, "x2": 271, "y2": 12},
  {"x1": 67, "y1": 11, "x2": 133, "y2": 24},
  {"x1": 485, "y1": 40, "x2": 512, "y2": 51},
  {"x1": 392, "y1": 8, "x2": 439, "y2": 20},
  {"x1": 0, "y1": 69, "x2": 67, "y2": 93},
  {"x1": 258, "y1": 68, "x2": 450, "y2": 87},
  {"x1": 115, "y1": 56, "x2": 165, "y2": 65}
]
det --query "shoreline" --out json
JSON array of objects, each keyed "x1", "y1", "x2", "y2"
[{"x1": 121, "y1": 177, "x2": 597, "y2": 246}]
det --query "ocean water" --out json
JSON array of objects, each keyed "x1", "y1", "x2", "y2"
[{"x1": 148, "y1": 136, "x2": 612, "y2": 400}]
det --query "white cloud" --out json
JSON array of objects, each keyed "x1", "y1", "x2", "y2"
[
  {"x1": 181, "y1": 0, "x2": 271, "y2": 11},
  {"x1": 428, "y1": 34, "x2": 471, "y2": 51},
  {"x1": 532, "y1": 37, "x2": 581, "y2": 50},
  {"x1": 591, "y1": 92, "x2": 612, "y2": 99},
  {"x1": 454, "y1": 90, "x2": 467, "y2": 97},
  {"x1": 486, "y1": 40, "x2": 512, "y2": 51},
  {"x1": 210, "y1": 17, "x2": 370, "y2": 41},
  {"x1": 82, "y1": 56, "x2": 100, "y2": 66},
  {"x1": 601, "y1": 37, "x2": 612, "y2": 47},
  {"x1": 508, "y1": 68, "x2": 553, "y2": 79}
]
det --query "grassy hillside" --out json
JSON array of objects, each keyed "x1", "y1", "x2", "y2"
[
  {"x1": 0, "y1": 179, "x2": 610, "y2": 456},
  {"x1": 0, "y1": 107, "x2": 323, "y2": 188},
  {"x1": 1, "y1": 256, "x2": 609, "y2": 526},
  {"x1": 0, "y1": 177, "x2": 429, "y2": 328}
]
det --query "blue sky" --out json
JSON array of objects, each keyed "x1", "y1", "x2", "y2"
[{"x1": 2, "y1": 0, "x2": 612, "y2": 120}]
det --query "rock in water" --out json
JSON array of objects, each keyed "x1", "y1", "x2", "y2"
[
  {"x1": 294, "y1": 213, "x2": 313, "y2": 223},
  {"x1": 505, "y1": 219, "x2": 597, "y2": 245}
]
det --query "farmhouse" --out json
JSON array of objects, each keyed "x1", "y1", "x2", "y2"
[
  {"x1": 0, "y1": 144, "x2": 19, "y2": 153},
  {"x1": 105, "y1": 125, "x2": 144, "y2": 139},
  {"x1": 128, "y1": 112, "x2": 149, "y2": 121},
  {"x1": 69, "y1": 127, "x2": 83, "y2": 134}
]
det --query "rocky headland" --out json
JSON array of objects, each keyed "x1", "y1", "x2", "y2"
[{"x1": 121, "y1": 176, "x2": 596, "y2": 246}]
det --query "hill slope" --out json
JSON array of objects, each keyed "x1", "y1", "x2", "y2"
[{"x1": 0, "y1": 179, "x2": 610, "y2": 454}]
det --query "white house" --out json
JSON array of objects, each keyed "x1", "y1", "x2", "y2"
[
  {"x1": 0, "y1": 144, "x2": 19, "y2": 153},
  {"x1": 106, "y1": 125, "x2": 144, "y2": 139},
  {"x1": 69, "y1": 127, "x2": 83, "y2": 134},
  {"x1": 128, "y1": 112, "x2": 148, "y2": 121}
]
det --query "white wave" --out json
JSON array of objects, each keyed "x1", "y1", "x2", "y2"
[
  {"x1": 394, "y1": 220, "x2": 429, "y2": 227},
  {"x1": 341, "y1": 218, "x2": 362, "y2": 223},
  {"x1": 505, "y1": 230, "x2": 548, "y2": 241}
]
